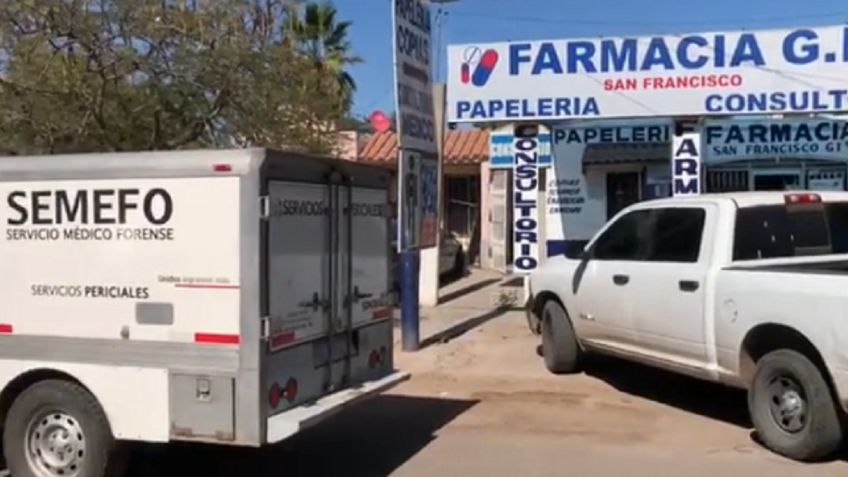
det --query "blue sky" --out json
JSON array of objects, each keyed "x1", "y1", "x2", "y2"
[{"x1": 335, "y1": 0, "x2": 848, "y2": 118}]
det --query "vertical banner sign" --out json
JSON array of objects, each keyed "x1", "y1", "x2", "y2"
[
  {"x1": 672, "y1": 122, "x2": 702, "y2": 196},
  {"x1": 513, "y1": 125, "x2": 541, "y2": 273},
  {"x1": 419, "y1": 156, "x2": 438, "y2": 248},
  {"x1": 393, "y1": 0, "x2": 436, "y2": 253},
  {"x1": 392, "y1": 0, "x2": 437, "y2": 154},
  {"x1": 398, "y1": 150, "x2": 421, "y2": 251}
]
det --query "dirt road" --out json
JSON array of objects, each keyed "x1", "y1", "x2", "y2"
[{"x1": 121, "y1": 273, "x2": 848, "y2": 476}]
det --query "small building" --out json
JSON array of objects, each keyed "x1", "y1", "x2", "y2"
[{"x1": 358, "y1": 129, "x2": 488, "y2": 266}]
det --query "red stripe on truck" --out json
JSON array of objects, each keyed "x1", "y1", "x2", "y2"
[
  {"x1": 194, "y1": 333, "x2": 240, "y2": 345},
  {"x1": 372, "y1": 308, "x2": 392, "y2": 320},
  {"x1": 270, "y1": 331, "x2": 296, "y2": 348},
  {"x1": 0, "y1": 324, "x2": 13, "y2": 334}
]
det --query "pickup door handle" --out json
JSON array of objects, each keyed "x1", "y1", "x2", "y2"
[
  {"x1": 612, "y1": 274, "x2": 629, "y2": 286},
  {"x1": 679, "y1": 280, "x2": 700, "y2": 292}
]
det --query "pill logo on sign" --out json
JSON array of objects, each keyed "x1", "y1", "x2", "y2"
[{"x1": 461, "y1": 46, "x2": 499, "y2": 87}]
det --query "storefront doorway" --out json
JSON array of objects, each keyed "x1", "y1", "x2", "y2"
[
  {"x1": 606, "y1": 172, "x2": 641, "y2": 219},
  {"x1": 752, "y1": 170, "x2": 801, "y2": 191}
]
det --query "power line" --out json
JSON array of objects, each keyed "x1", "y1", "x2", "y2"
[{"x1": 448, "y1": 10, "x2": 848, "y2": 28}]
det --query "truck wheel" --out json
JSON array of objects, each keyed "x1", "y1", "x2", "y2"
[
  {"x1": 4, "y1": 379, "x2": 121, "y2": 477},
  {"x1": 748, "y1": 349, "x2": 843, "y2": 461},
  {"x1": 541, "y1": 300, "x2": 581, "y2": 374}
]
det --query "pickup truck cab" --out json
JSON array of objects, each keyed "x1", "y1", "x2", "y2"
[{"x1": 527, "y1": 191, "x2": 848, "y2": 461}]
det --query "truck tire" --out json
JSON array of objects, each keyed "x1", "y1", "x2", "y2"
[
  {"x1": 3, "y1": 379, "x2": 122, "y2": 477},
  {"x1": 748, "y1": 349, "x2": 844, "y2": 461},
  {"x1": 541, "y1": 300, "x2": 581, "y2": 374}
]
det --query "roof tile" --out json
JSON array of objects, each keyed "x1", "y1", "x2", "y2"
[{"x1": 359, "y1": 130, "x2": 489, "y2": 165}]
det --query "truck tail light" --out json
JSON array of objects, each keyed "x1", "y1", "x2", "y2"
[
  {"x1": 269, "y1": 383, "x2": 282, "y2": 409},
  {"x1": 213, "y1": 163, "x2": 232, "y2": 172},
  {"x1": 785, "y1": 193, "x2": 821, "y2": 204},
  {"x1": 284, "y1": 378, "x2": 298, "y2": 403}
]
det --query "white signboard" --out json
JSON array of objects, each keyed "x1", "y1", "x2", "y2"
[
  {"x1": 447, "y1": 25, "x2": 848, "y2": 122},
  {"x1": 392, "y1": 0, "x2": 436, "y2": 153},
  {"x1": 673, "y1": 130, "x2": 702, "y2": 196},
  {"x1": 704, "y1": 118, "x2": 848, "y2": 162},
  {"x1": 513, "y1": 130, "x2": 542, "y2": 273}
]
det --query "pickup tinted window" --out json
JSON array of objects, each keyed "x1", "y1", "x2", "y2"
[
  {"x1": 592, "y1": 210, "x2": 650, "y2": 260},
  {"x1": 592, "y1": 208, "x2": 705, "y2": 262},
  {"x1": 645, "y1": 208, "x2": 705, "y2": 262},
  {"x1": 733, "y1": 202, "x2": 848, "y2": 260}
]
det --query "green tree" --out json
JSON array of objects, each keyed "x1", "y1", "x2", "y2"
[
  {"x1": 285, "y1": 1, "x2": 361, "y2": 112},
  {"x1": 0, "y1": 0, "x2": 354, "y2": 155}
]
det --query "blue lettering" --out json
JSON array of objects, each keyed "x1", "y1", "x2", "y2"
[
  {"x1": 714, "y1": 35, "x2": 726, "y2": 67},
  {"x1": 472, "y1": 101, "x2": 487, "y2": 118},
  {"x1": 748, "y1": 93, "x2": 766, "y2": 112},
  {"x1": 783, "y1": 29, "x2": 819, "y2": 65},
  {"x1": 706, "y1": 95, "x2": 722, "y2": 112},
  {"x1": 522, "y1": 100, "x2": 536, "y2": 117},
  {"x1": 567, "y1": 41, "x2": 597, "y2": 73},
  {"x1": 673, "y1": 177, "x2": 699, "y2": 195},
  {"x1": 555, "y1": 98, "x2": 571, "y2": 116},
  {"x1": 601, "y1": 39, "x2": 637, "y2": 72},
  {"x1": 457, "y1": 101, "x2": 470, "y2": 118},
  {"x1": 726, "y1": 94, "x2": 745, "y2": 112},
  {"x1": 490, "y1": 101, "x2": 504, "y2": 116},
  {"x1": 770, "y1": 92, "x2": 786, "y2": 111},
  {"x1": 731, "y1": 33, "x2": 765, "y2": 66},
  {"x1": 532, "y1": 42, "x2": 563, "y2": 75},
  {"x1": 538, "y1": 98, "x2": 552, "y2": 117},
  {"x1": 677, "y1": 36, "x2": 709, "y2": 69},
  {"x1": 830, "y1": 90, "x2": 848, "y2": 109},
  {"x1": 789, "y1": 91, "x2": 809, "y2": 110},
  {"x1": 844, "y1": 26, "x2": 848, "y2": 62},
  {"x1": 509, "y1": 43, "x2": 532, "y2": 75},
  {"x1": 554, "y1": 129, "x2": 567, "y2": 144},
  {"x1": 705, "y1": 126, "x2": 722, "y2": 144},
  {"x1": 584, "y1": 98, "x2": 600, "y2": 115},
  {"x1": 506, "y1": 100, "x2": 520, "y2": 117},
  {"x1": 641, "y1": 38, "x2": 674, "y2": 70}
]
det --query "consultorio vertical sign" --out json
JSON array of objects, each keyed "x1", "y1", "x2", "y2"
[{"x1": 513, "y1": 125, "x2": 543, "y2": 273}]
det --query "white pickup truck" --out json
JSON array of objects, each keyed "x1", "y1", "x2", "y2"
[{"x1": 526, "y1": 191, "x2": 848, "y2": 462}]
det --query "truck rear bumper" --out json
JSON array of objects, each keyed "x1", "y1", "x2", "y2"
[{"x1": 265, "y1": 370, "x2": 410, "y2": 444}]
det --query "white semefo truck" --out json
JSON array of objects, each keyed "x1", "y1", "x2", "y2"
[
  {"x1": 527, "y1": 191, "x2": 848, "y2": 462},
  {"x1": 0, "y1": 149, "x2": 407, "y2": 477}
]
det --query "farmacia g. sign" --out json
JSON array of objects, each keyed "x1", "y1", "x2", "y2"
[{"x1": 447, "y1": 25, "x2": 848, "y2": 121}]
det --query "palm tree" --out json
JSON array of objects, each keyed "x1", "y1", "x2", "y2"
[{"x1": 285, "y1": 1, "x2": 362, "y2": 112}]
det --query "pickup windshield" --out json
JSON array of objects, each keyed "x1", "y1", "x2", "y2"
[{"x1": 733, "y1": 201, "x2": 848, "y2": 260}]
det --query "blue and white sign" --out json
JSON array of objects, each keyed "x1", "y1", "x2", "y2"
[
  {"x1": 489, "y1": 129, "x2": 552, "y2": 168},
  {"x1": 672, "y1": 130, "x2": 702, "y2": 196},
  {"x1": 704, "y1": 118, "x2": 848, "y2": 162},
  {"x1": 512, "y1": 128, "x2": 544, "y2": 273},
  {"x1": 393, "y1": 0, "x2": 436, "y2": 152},
  {"x1": 448, "y1": 25, "x2": 848, "y2": 122}
]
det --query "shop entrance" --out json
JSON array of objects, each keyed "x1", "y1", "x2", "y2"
[
  {"x1": 752, "y1": 170, "x2": 801, "y2": 191},
  {"x1": 606, "y1": 171, "x2": 641, "y2": 219}
]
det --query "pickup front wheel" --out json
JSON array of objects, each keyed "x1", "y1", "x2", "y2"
[
  {"x1": 749, "y1": 349, "x2": 843, "y2": 461},
  {"x1": 541, "y1": 301, "x2": 581, "y2": 374}
]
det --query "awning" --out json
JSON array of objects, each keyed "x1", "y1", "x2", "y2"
[{"x1": 582, "y1": 143, "x2": 670, "y2": 166}]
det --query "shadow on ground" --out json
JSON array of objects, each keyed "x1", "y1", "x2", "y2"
[
  {"x1": 124, "y1": 394, "x2": 477, "y2": 477},
  {"x1": 420, "y1": 307, "x2": 509, "y2": 349},
  {"x1": 438, "y1": 277, "x2": 500, "y2": 306},
  {"x1": 572, "y1": 353, "x2": 848, "y2": 462}
]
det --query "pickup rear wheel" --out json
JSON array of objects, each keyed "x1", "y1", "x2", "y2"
[
  {"x1": 749, "y1": 349, "x2": 843, "y2": 461},
  {"x1": 3, "y1": 379, "x2": 122, "y2": 477},
  {"x1": 541, "y1": 300, "x2": 581, "y2": 374}
]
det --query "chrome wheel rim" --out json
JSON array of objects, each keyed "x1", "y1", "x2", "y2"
[
  {"x1": 766, "y1": 375, "x2": 807, "y2": 434},
  {"x1": 26, "y1": 411, "x2": 86, "y2": 477}
]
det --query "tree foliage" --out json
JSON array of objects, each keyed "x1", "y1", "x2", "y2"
[{"x1": 0, "y1": 0, "x2": 358, "y2": 155}]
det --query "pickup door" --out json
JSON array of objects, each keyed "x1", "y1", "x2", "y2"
[{"x1": 576, "y1": 204, "x2": 715, "y2": 364}]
